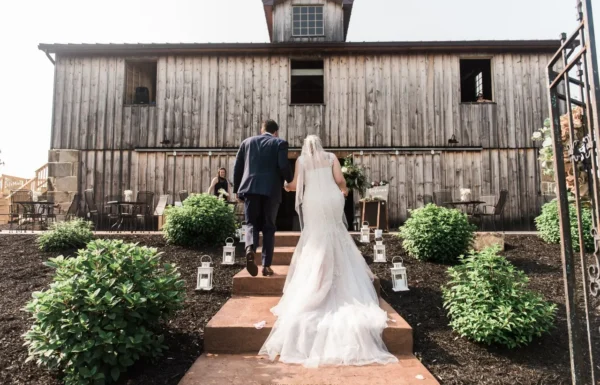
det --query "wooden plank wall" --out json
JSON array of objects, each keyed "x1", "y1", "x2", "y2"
[
  {"x1": 53, "y1": 51, "x2": 551, "y2": 229},
  {"x1": 76, "y1": 148, "x2": 540, "y2": 229},
  {"x1": 51, "y1": 52, "x2": 552, "y2": 151},
  {"x1": 272, "y1": 0, "x2": 344, "y2": 43},
  {"x1": 78, "y1": 150, "x2": 237, "y2": 211},
  {"x1": 354, "y1": 149, "x2": 540, "y2": 230}
]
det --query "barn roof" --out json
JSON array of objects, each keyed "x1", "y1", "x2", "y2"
[
  {"x1": 262, "y1": 0, "x2": 355, "y2": 41},
  {"x1": 38, "y1": 40, "x2": 559, "y2": 56}
]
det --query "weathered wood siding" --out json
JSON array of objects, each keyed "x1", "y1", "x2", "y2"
[
  {"x1": 354, "y1": 149, "x2": 541, "y2": 230},
  {"x1": 272, "y1": 0, "x2": 344, "y2": 43},
  {"x1": 54, "y1": 51, "x2": 551, "y2": 230},
  {"x1": 51, "y1": 52, "x2": 552, "y2": 150},
  {"x1": 78, "y1": 150, "x2": 237, "y2": 211},
  {"x1": 76, "y1": 148, "x2": 540, "y2": 230}
]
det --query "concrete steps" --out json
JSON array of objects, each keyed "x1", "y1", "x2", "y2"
[
  {"x1": 233, "y1": 265, "x2": 380, "y2": 296},
  {"x1": 204, "y1": 296, "x2": 412, "y2": 355},
  {"x1": 178, "y1": 353, "x2": 439, "y2": 385},
  {"x1": 179, "y1": 232, "x2": 437, "y2": 385},
  {"x1": 254, "y1": 246, "x2": 294, "y2": 265},
  {"x1": 259, "y1": 232, "x2": 301, "y2": 247}
]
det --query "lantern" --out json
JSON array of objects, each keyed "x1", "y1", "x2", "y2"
[
  {"x1": 240, "y1": 221, "x2": 247, "y2": 240},
  {"x1": 391, "y1": 257, "x2": 409, "y2": 292},
  {"x1": 196, "y1": 255, "x2": 214, "y2": 291},
  {"x1": 222, "y1": 237, "x2": 236, "y2": 265},
  {"x1": 374, "y1": 229, "x2": 383, "y2": 239},
  {"x1": 360, "y1": 221, "x2": 370, "y2": 243},
  {"x1": 373, "y1": 237, "x2": 386, "y2": 263}
]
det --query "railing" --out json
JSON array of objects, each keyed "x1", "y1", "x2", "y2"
[
  {"x1": 0, "y1": 175, "x2": 28, "y2": 196},
  {"x1": 34, "y1": 164, "x2": 48, "y2": 192},
  {"x1": 3, "y1": 163, "x2": 49, "y2": 199}
]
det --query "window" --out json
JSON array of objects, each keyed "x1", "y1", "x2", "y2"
[
  {"x1": 290, "y1": 60, "x2": 324, "y2": 105},
  {"x1": 460, "y1": 59, "x2": 493, "y2": 102},
  {"x1": 125, "y1": 61, "x2": 157, "y2": 105},
  {"x1": 293, "y1": 6, "x2": 324, "y2": 37}
]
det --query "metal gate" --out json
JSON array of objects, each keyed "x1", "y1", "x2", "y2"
[{"x1": 547, "y1": 0, "x2": 600, "y2": 383}]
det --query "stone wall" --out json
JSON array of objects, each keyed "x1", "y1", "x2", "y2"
[{"x1": 47, "y1": 150, "x2": 80, "y2": 214}]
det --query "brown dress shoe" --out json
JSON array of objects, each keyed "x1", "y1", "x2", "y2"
[
  {"x1": 246, "y1": 247, "x2": 258, "y2": 277},
  {"x1": 262, "y1": 266, "x2": 274, "y2": 276}
]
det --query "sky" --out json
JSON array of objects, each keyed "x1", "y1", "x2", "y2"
[{"x1": 0, "y1": 0, "x2": 594, "y2": 178}]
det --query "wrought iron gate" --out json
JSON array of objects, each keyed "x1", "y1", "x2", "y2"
[{"x1": 547, "y1": 0, "x2": 600, "y2": 383}]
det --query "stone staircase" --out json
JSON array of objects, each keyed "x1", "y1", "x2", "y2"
[{"x1": 179, "y1": 232, "x2": 439, "y2": 385}]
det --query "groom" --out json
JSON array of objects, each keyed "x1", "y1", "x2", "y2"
[{"x1": 233, "y1": 119, "x2": 293, "y2": 277}]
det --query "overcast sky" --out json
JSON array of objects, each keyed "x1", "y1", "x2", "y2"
[{"x1": 0, "y1": 0, "x2": 593, "y2": 177}]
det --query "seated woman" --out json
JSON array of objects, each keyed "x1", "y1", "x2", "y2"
[{"x1": 207, "y1": 167, "x2": 232, "y2": 201}]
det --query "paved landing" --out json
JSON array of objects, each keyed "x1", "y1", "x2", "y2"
[{"x1": 178, "y1": 353, "x2": 439, "y2": 385}]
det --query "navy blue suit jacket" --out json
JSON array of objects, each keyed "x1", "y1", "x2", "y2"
[{"x1": 233, "y1": 133, "x2": 293, "y2": 203}]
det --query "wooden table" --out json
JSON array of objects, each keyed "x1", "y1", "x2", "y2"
[
  {"x1": 445, "y1": 200, "x2": 485, "y2": 215},
  {"x1": 13, "y1": 201, "x2": 57, "y2": 230},
  {"x1": 106, "y1": 201, "x2": 148, "y2": 231}
]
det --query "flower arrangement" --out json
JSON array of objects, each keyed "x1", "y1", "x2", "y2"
[
  {"x1": 531, "y1": 106, "x2": 588, "y2": 197},
  {"x1": 460, "y1": 188, "x2": 472, "y2": 202},
  {"x1": 371, "y1": 181, "x2": 388, "y2": 187},
  {"x1": 218, "y1": 188, "x2": 229, "y2": 200},
  {"x1": 342, "y1": 156, "x2": 368, "y2": 196},
  {"x1": 360, "y1": 196, "x2": 384, "y2": 202},
  {"x1": 124, "y1": 190, "x2": 133, "y2": 202}
]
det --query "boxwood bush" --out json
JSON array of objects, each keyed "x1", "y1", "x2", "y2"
[
  {"x1": 23, "y1": 239, "x2": 185, "y2": 385},
  {"x1": 399, "y1": 204, "x2": 476, "y2": 263},
  {"x1": 442, "y1": 246, "x2": 556, "y2": 348},
  {"x1": 37, "y1": 218, "x2": 94, "y2": 252},
  {"x1": 162, "y1": 193, "x2": 237, "y2": 247},
  {"x1": 535, "y1": 198, "x2": 594, "y2": 252}
]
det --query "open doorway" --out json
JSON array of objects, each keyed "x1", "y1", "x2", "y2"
[{"x1": 277, "y1": 159, "x2": 299, "y2": 231}]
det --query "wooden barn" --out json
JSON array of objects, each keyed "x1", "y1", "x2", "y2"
[{"x1": 38, "y1": 0, "x2": 559, "y2": 230}]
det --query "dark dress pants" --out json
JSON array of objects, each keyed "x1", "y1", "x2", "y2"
[{"x1": 243, "y1": 194, "x2": 279, "y2": 267}]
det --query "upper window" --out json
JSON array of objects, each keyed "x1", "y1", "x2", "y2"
[
  {"x1": 460, "y1": 59, "x2": 493, "y2": 103},
  {"x1": 293, "y1": 6, "x2": 324, "y2": 37},
  {"x1": 290, "y1": 60, "x2": 324, "y2": 105},
  {"x1": 125, "y1": 61, "x2": 157, "y2": 105}
]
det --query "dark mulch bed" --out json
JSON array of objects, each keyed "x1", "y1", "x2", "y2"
[
  {"x1": 0, "y1": 234, "x2": 239, "y2": 385},
  {"x1": 359, "y1": 235, "x2": 600, "y2": 385},
  {"x1": 0, "y1": 233, "x2": 597, "y2": 385}
]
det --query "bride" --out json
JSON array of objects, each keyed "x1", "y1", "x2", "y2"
[{"x1": 258, "y1": 135, "x2": 398, "y2": 368}]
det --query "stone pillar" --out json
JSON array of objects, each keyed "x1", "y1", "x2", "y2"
[{"x1": 47, "y1": 150, "x2": 80, "y2": 216}]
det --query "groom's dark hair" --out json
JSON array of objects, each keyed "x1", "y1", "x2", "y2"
[{"x1": 262, "y1": 119, "x2": 279, "y2": 134}]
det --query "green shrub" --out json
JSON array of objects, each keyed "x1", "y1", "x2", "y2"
[
  {"x1": 399, "y1": 204, "x2": 476, "y2": 263},
  {"x1": 37, "y1": 219, "x2": 94, "y2": 252},
  {"x1": 535, "y1": 198, "x2": 594, "y2": 252},
  {"x1": 23, "y1": 239, "x2": 185, "y2": 385},
  {"x1": 442, "y1": 246, "x2": 556, "y2": 348},
  {"x1": 162, "y1": 193, "x2": 237, "y2": 247}
]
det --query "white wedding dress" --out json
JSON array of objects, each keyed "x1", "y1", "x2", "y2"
[{"x1": 259, "y1": 137, "x2": 398, "y2": 368}]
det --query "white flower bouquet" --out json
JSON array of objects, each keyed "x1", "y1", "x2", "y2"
[
  {"x1": 218, "y1": 188, "x2": 230, "y2": 200},
  {"x1": 460, "y1": 188, "x2": 472, "y2": 202}
]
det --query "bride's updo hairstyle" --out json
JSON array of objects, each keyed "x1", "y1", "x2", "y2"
[{"x1": 302, "y1": 134, "x2": 324, "y2": 157}]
